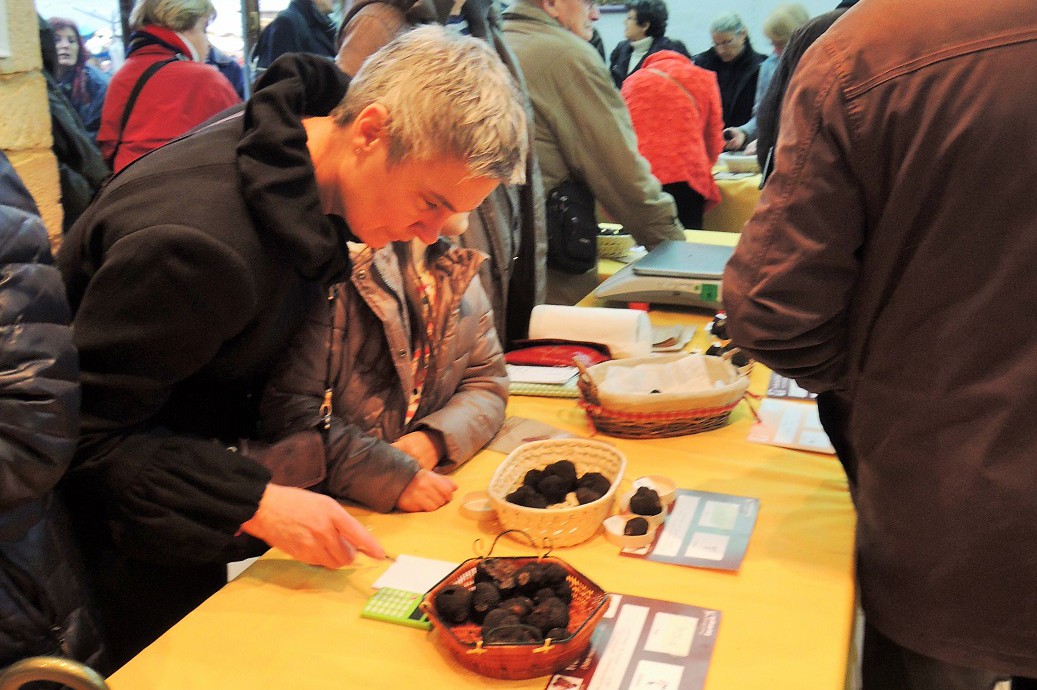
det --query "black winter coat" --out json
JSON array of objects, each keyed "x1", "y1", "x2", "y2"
[
  {"x1": 57, "y1": 55, "x2": 356, "y2": 666},
  {"x1": 0, "y1": 150, "x2": 104, "y2": 671},
  {"x1": 255, "y1": 0, "x2": 337, "y2": 68},
  {"x1": 609, "y1": 35, "x2": 690, "y2": 89},
  {"x1": 693, "y1": 39, "x2": 767, "y2": 128}
]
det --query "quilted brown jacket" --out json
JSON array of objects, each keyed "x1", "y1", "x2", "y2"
[{"x1": 261, "y1": 240, "x2": 507, "y2": 512}]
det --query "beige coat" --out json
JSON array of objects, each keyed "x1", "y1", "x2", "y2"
[{"x1": 502, "y1": 2, "x2": 683, "y2": 303}]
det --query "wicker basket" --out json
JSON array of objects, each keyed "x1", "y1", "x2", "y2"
[
  {"x1": 577, "y1": 354, "x2": 750, "y2": 439},
  {"x1": 488, "y1": 439, "x2": 626, "y2": 547},
  {"x1": 422, "y1": 554, "x2": 609, "y2": 679}
]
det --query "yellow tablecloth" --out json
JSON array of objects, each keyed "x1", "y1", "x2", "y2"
[
  {"x1": 703, "y1": 173, "x2": 762, "y2": 234},
  {"x1": 107, "y1": 309, "x2": 856, "y2": 690}
]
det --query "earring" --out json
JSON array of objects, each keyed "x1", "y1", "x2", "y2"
[{"x1": 354, "y1": 147, "x2": 361, "y2": 155}]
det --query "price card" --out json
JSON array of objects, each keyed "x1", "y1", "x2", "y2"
[{"x1": 620, "y1": 490, "x2": 759, "y2": 572}]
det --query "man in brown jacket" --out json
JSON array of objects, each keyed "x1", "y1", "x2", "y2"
[{"x1": 723, "y1": 0, "x2": 1037, "y2": 687}]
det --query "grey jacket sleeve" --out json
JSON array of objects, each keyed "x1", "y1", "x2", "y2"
[
  {"x1": 722, "y1": 43, "x2": 864, "y2": 393},
  {"x1": 547, "y1": 45, "x2": 684, "y2": 249},
  {"x1": 415, "y1": 281, "x2": 508, "y2": 471},
  {"x1": 259, "y1": 296, "x2": 419, "y2": 514}
]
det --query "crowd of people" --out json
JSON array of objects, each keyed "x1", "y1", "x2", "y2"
[{"x1": 3, "y1": 0, "x2": 1035, "y2": 688}]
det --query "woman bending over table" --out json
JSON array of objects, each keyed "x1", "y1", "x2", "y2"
[{"x1": 260, "y1": 235, "x2": 508, "y2": 513}]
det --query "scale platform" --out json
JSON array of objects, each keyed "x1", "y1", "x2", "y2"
[{"x1": 593, "y1": 240, "x2": 734, "y2": 309}]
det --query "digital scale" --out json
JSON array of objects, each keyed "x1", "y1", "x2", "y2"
[{"x1": 593, "y1": 240, "x2": 734, "y2": 309}]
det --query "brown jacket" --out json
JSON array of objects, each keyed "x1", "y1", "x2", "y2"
[{"x1": 723, "y1": 0, "x2": 1037, "y2": 674}]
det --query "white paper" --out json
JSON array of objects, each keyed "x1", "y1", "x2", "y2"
[
  {"x1": 371, "y1": 554, "x2": 460, "y2": 593},
  {"x1": 588, "y1": 604, "x2": 650, "y2": 690},
  {"x1": 505, "y1": 364, "x2": 578, "y2": 385}
]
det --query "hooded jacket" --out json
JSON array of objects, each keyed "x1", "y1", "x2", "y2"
[
  {"x1": 97, "y1": 26, "x2": 240, "y2": 172},
  {"x1": 59, "y1": 54, "x2": 358, "y2": 665},
  {"x1": 723, "y1": 0, "x2": 1037, "y2": 674},
  {"x1": 0, "y1": 151, "x2": 104, "y2": 671},
  {"x1": 336, "y1": 0, "x2": 547, "y2": 347},
  {"x1": 261, "y1": 240, "x2": 507, "y2": 512}
]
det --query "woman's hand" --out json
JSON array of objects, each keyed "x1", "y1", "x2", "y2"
[
  {"x1": 723, "y1": 127, "x2": 747, "y2": 151},
  {"x1": 396, "y1": 470, "x2": 457, "y2": 512},
  {"x1": 240, "y1": 483, "x2": 385, "y2": 568},
  {"x1": 392, "y1": 431, "x2": 446, "y2": 471}
]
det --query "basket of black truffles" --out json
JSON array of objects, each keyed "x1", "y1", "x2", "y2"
[
  {"x1": 423, "y1": 533, "x2": 609, "y2": 679},
  {"x1": 488, "y1": 438, "x2": 626, "y2": 547}
]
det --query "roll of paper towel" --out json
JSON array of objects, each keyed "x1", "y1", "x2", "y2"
[{"x1": 528, "y1": 305, "x2": 653, "y2": 359}]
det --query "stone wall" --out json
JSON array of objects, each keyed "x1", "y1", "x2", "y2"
[{"x1": 0, "y1": 0, "x2": 62, "y2": 248}]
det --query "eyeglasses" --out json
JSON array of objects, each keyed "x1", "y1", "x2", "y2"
[{"x1": 712, "y1": 34, "x2": 742, "y2": 49}]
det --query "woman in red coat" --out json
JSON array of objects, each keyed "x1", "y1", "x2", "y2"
[
  {"x1": 98, "y1": 0, "x2": 240, "y2": 172},
  {"x1": 621, "y1": 50, "x2": 724, "y2": 229}
]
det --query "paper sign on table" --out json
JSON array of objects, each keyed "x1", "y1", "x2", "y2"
[
  {"x1": 545, "y1": 593, "x2": 720, "y2": 690},
  {"x1": 620, "y1": 490, "x2": 759, "y2": 571},
  {"x1": 370, "y1": 555, "x2": 459, "y2": 594},
  {"x1": 487, "y1": 416, "x2": 575, "y2": 454},
  {"x1": 747, "y1": 398, "x2": 835, "y2": 454}
]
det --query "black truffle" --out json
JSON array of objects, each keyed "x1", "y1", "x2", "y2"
[
  {"x1": 481, "y1": 608, "x2": 520, "y2": 636},
  {"x1": 551, "y1": 580, "x2": 573, "y2": 604},
  {"x1": 506, "y1": 485, "x2": 548, "y2": 509},
  {"x1": 545, "y1": 627, "x2": 570, "y2": 641},
  {"x1": 525, "y1": 598, "x2": 570, "y2": 635},
  {"x1": 514, "y1": 562, "x2": 548, "y2": 595},
  {"x1": 577, "y1": 471, "x2": 612, "y2": 496},
  {"x1": 537, "y1": 475, "x2": 569, "y2": 504},
  {"x1": 471, "y1": 581, "x2": 503, "y2": 623},
  {"x1": 575, "y1": 487, "x2": 603, "y2": 505},
  {"x1": 498, "y1": 596, "x2": 534, "y2": 619},
  {"x1": 434, "y1": 585, "x2": 472, "y2": 624},
  {"x1": 541, "y1": 562, "x2": 569, "y2": 586},
  {"x1": 629, "y1": 486, "x2": 662, "y2": 516},
  {"x1": 474, "y1": 558, "x2": 516, "y2": 594},
  {"x1": 483, "y1": 624, "x2": 543, "y2": 645},
  {"x1": 543, "y1": 460, "x2": 578, "y2": 492},
  {"x1": 624, "y1": 517, "x2": 650, "y2": 536},
  {"x1": 533, "y1": 587, "x2": 558, "y2": 605},
  {"x1": 523, "y1": 468, "x2": 545, "y2": 489}
]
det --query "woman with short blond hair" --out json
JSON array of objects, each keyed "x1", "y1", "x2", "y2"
[{"x1": 98, "y1": 0, "x2": 240, "y2": 172}]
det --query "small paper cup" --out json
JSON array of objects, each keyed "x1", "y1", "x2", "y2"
[{"x1": 603, "y1": 515, "x2": 657, "y2": 549}]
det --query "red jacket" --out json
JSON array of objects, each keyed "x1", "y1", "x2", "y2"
[
  {"x1": 621, "y1": 50, "x2": 723, "y2": 209},
  {"x1": 98, "y1": 27, "x2": 240, "y2": 172}
]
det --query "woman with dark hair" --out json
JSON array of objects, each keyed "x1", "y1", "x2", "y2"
[
  {"x1": 693, "y1": 12, "x2": 766, "y2": 128},
  {"x1": 49, "y1": 17, "x2": 109, "y2": 141},
  {"x1": 609, "y1": 0, "x2": 688, "y2": 88}
]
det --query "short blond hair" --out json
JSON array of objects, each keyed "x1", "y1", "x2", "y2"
[
  {"x1": 332, "y1": 26, "x2": 527, "y2": 184},
  {"x1": 129, "y1": 0, "x2": 214, "y2": 32},
  {"x1": 763, "y1": 4, "x2": 810, "y2": 44}
]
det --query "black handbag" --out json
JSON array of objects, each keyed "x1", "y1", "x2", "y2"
[{"x1": 545, "y1": 178, "x2": 598, "y2": 274}]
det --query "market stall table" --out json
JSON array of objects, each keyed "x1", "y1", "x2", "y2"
[{"x1": 106, "y1": 307, "x2": 856, "y2": 690}]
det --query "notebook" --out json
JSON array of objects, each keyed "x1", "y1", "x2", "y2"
[{"x1": 631, "y1": 241, "x2": 735, "y2": 280}]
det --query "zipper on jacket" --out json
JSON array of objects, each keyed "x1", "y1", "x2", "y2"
[{"x1": 320, "y1": 286, "x2": 336, "y2": 430}]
